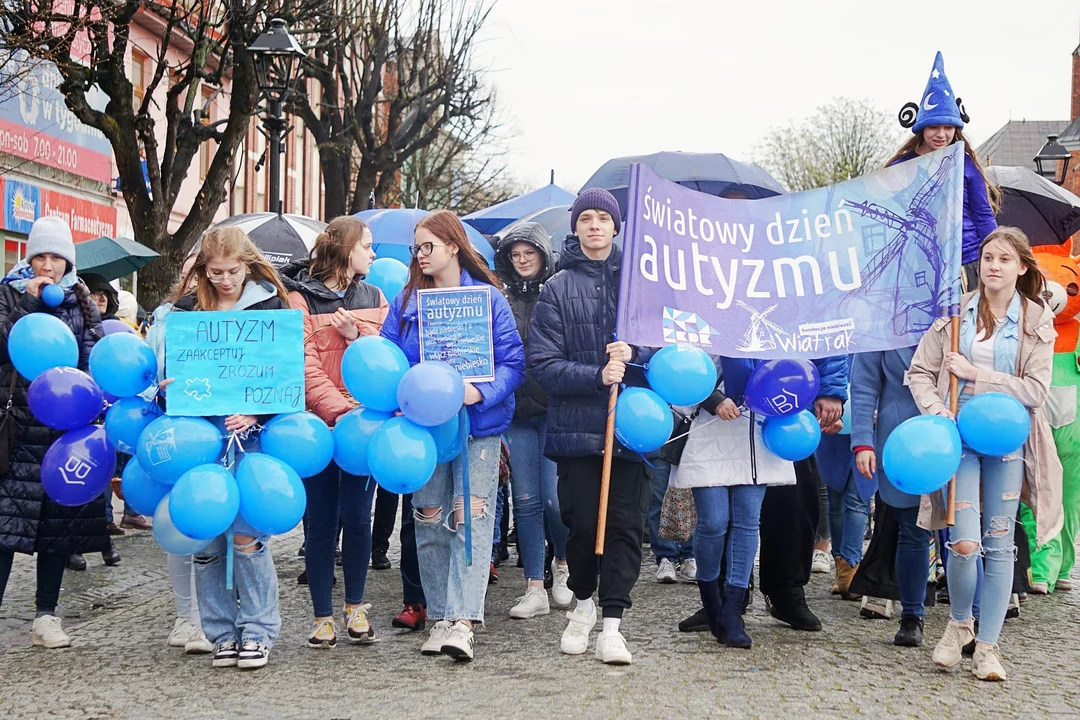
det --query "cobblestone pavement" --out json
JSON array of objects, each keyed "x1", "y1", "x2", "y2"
[{"x1": 1, "y1": 520, "x2": 1078, "y2": 720}]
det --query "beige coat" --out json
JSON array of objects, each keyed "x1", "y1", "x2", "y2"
[{"x1": 905, "y1": 292, "x2": 1063, "y2": 546}]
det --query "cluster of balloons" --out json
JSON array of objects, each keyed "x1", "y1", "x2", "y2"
[
  {"x1": 748, "y1": 360, "x2": 822, "y2": 462},
  {"x1": 337, "y1": 336, "x2": 465, "y2": 493}
]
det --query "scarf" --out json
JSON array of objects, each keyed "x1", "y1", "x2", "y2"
[{"x1": 1, "y1": 259, "x2": 79, "y2": 295}]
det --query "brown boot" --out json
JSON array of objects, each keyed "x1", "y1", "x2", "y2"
[{"x1": 835, "y1": 558, "x2": 862, "y2": 600}]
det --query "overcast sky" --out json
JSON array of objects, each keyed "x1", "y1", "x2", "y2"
[{"x1": 473, "y1": 0, "x2": 1080, "y2": 193}]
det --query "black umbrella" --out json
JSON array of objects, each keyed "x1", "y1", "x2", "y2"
[
  {"x1": 986, "y1": 166, "x2": 1080, "y2": 246},
  {"x1": 212, "y1": 213, "x2": 324, "y2": 267}
]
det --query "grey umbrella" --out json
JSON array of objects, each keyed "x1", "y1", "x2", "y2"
[
  {"x1": 986, "y1": 166, "x2": 1080, "y2": 246},
  {"x1": 493, "y1": 205, "x2": 624, "y2": 266}
]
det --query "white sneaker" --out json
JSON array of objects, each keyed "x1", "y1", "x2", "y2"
[
  {"x1": 551, "y1": 559, "x2": 573, "y2": 608},
  {"x1": 440, "y1": 621, "x2": 474, "y2": 662},
  {"x1": 168, "y1": 617, "x2": 196, "y2": 648},
  {"x1": 677, "y1": 558, "x2": 698, "y2": 583},
  {"x1": 560, "y1": 605, "x2": 597, "y2": 655},
  {"x1": 237, "y1": 640, "x2": 270, "y2": 670},
  {"x1": 184, "y1": 628, "x2": 213, "y2": 654},
  {"x1": 655, "y1": 558, "x2": 677, "y2": 584},
  {"x1": 509, "y1": 586, "x2": 550, "y2": 619},
  {"x1": 31, "y1": 615, "x2": 71, "y2": 649},
  {"x1": 932, "y1": 618, "x2": 975, "y2": 669},
  {"x1": 421, "y1": 620, "x2": 452, "y2": 655},
  {"x1": 812, "y1": 549, "x2": 832, "y2": 574},
  {"x1": 595, "y1": 629, "x2": 632, "y2": 665},
  {"x1": 972, "y1": 643, "x2": 1007, "y2": 681}
]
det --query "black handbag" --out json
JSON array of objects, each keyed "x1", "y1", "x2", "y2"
[
  {"x1": 0, "y1": 372, "x2": 17, "y2": 476},
  {"x1": 658, "y1": 408, "x2": 698, "y2": 465}
]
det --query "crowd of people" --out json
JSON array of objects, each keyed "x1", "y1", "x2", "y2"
[{"x1": 0, "y1": 52, "x2": 1076, "y2": 683}]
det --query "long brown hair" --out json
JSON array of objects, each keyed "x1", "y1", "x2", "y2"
[
  {"x1": 309, "y1": 216, "x2": 371, "y2": 290},
  {"x1": 176, "y1": 226, "x2": 288, "y2": 310},
  {"x1": 886, "y1": 129, "x2": 1001, "y2": 214},
  {"x1": 397, "y1": 210, "x2": 501, "y2": 331},
  {"x1": 975, "y1": 226, "x2": 1045, "y2": 339}
]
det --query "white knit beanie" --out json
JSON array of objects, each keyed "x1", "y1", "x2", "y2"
[{"x1": 27, "y1": 216, "x2": 77, "y2": 268}]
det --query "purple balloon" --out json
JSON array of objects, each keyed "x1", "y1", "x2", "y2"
[
  {"x1": 102, "y1": 319, "x2": 136, "y2": 335},
  {"x1": 41, "y1": 425, "x2": 117, "y2": 506},
  {"x1": 28, "y1": 367, "x2": 105, "y2": 430}
]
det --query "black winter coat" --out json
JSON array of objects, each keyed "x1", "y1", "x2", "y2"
[
  {"x1": 0, "y1": 283, "x2": 107, "y2": 555},
  {"x1": 528, "y1": 237, "x2": 650, "y2": 460}
]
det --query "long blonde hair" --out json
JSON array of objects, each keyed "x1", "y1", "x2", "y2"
[
  {"x1": 177, "y1": 227, "x2": 287, "y2": 310},
  {"x1": 886, "y1": 129, "x2": 1001, "y2": 214},
  {"x1": 975, "y1": 226, "x2": 1045, "y2": 339},
  {"x1": 309, "y1": 216, "x2": 371, "y2": 290}
]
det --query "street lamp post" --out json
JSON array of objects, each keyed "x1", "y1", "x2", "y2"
[
  {"x1": 1034, "y1": 134, "x2": 1072, "y2": 186},
  {"x1": 248, "y1": 18, "x2": 306, "y2": 215}
]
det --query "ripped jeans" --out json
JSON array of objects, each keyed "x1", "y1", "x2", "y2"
[
  {"x1": 193, "y1": 517, "x2": 281, "y2": 648},
  {"x1": 412, "y1": 435, "x2": 500, "y2": 624},
  {"x1": 946, "y1": 443, "x2": 1024, "y2": 646}
]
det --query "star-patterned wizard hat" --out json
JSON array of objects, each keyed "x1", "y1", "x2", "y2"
[{"x1": 898, "y1": 51, "x2": 969, "y2": 133}]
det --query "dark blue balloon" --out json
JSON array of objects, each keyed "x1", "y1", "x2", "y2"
[
  {"x1": 40, "y1": 425, "x2": 116, "y2": 506},
  {"x1": 170, "y1": 463, "x2": 241, "y2": 541},
  {"x1": 743, "y1": 359, "x2": 821, "y2": 418},
  {"x1": 135, "y1": 416, "x2": 224, "y2": 485},
  {"x1": 332, "y1": 407, "x2": 392, "y2": 476},
  {"x1": 41, "y1": 283, "x2": 64, "y2": 307},
  {"x1": 397, "y1": 361, "x2": 465, "y2": 427},
  {"x1": 340, "y1": 336, "x2": 410, "y2": 412},
  {"x1": 614, "y1": 387, "x2": 673, "y2": 453},
  {"x1": 647, "y1": 344, "x2": 718, "y2": 406},
  {"x1": 260, "y1": 412, "x2": 334, "y2": 478},
  {"x1": 762, "y1": 410, "x2": 822, "y2": 461},
  {"x1": 8, "y1": 313, "x2": 78, "y2": 382},
  {"x1": 368, "y1": 417, "x2": 437, "y2": 494},
  {"x1": 89, "y1": 332, "x2": 157, "y2": 398},
  {"x1": 235, "y1": 453, "x2": 307, "y2": 535},
  {"x1": 429, "y1": 412, "x2": 469, "y2": 464},
  {"x1": 883, "y1": 415, "x2": 962, "y2": 495},
  {"x1": 105, "y1": 397, "x2": 163, "y2": 454},
  {"x1": 365, "y1": 258, "x2": 409, "y2": 305},
  {"x1": 957, "y1": 392, "x2": 1030, "y2": 457},
  {"x1": 27, "y1": 367, "x2": 104, "y2": 430},
  {"x1": 152, "y1": 496, "x2": 211, "y2": 556},
  {"x1": 120, "y1": 457, "x2": 171, "y2": 516}
]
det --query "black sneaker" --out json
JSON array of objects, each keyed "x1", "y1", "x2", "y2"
[
  {"x1": 768, "y1": 592, "x2": 822, "y2": 631},
  {"x1": 237, "y1": 640, "x2": 270, "y2": 670},
  {"x1": 893, "y1": 616, "x2": 924, "y2": 647},
  {"x1": 212, "y1": 640, "x2": 239, "y2": 668},
  {"x1": 679, "y1": 607, "x2": 711, "y2": 632},
  {"x1": 297, "y1": 569, "x2": 308, "y2": 585},
  {"x1": 371, "y1": 550, "x2": 391, "y2": 571},
  {"x1": 67, "y1": 554, "x2": 86, "y2": 571}
]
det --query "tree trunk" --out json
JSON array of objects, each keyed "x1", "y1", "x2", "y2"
[{"x1": 137, "y1": 242, "x2": 188, "y2": 311}]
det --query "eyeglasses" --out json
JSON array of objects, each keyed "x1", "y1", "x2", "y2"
[
  {"x1": 510, "y1": 249, "x2": 537, "y2": 262},
  {"x1": 206, "y1": 265, "x2": 246, "y2": 283},
  {"x1": 410, "y1": 242, "x2": 447, "y2": 258},
  {"x1": 90, "y1": 291, "x2": 108, "y2": 302}
]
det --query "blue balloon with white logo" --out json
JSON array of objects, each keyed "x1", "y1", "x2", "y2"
[
  {"x1": 7, "y1": 313, "x2": 79, "y2": 382},
  {"x1": 152, "y1": 495, "x2": 211, "y2": 556},
  {"x1": 614, "y1": 387, "x2": 674, "y2": 453},
  {"x1": 340, "y1": 336, "x2": 410, "y2": 412},
  {"x1": 27, "y1": 367, "x2": 104, "y2": 430},
  {"x1": 235, "y1": 453, "x2": 307, "y2": 535},
  {"x1": 40, "y1": 425, "x2": 116, "y2": 506},
  {"x1": 170, "y1": 464, "x2": 241, "y2": 541},
  {"x1": 333, "y1": 407, "x2": 393, "y2": 476},
  {"x1": 89, "y1": 332, "x2": 158, "y2": 398},
  {"x1": 260, "y1": 412, "x2": 334, "y2": 478},
  {"x1": 743, "y1": 359, "x2": 821, "y2": 418},
  {"x1": 647, "y1": 344, "x2": 718, "y2": 406},
  {"x1": 957, "y1": 392, "x2": 1030, "y2": 457},
  {"x1": 368, "y1": 417, "x2": 437, "y2": 494},
  {"x1": 120, "y1": 457, "x2": 171, "y2": 516},
  {"x1": 105, "y1": 396, "x2": 163, "y2": 454},
  {"x1": 365, "y1": 258, "x2": 409, "y2": 306},
  {"x1": 883, "y1": 415, "x2": 962, "y2": 495},
  {"x1": 135, "y1": 416, "x2": 224, "y2": 485},
  {"x1": 762, "y1": 410, "x2": 822, "y2": 461}
]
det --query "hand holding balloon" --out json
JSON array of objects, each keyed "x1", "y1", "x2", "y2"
[
  {"x1": 601, "y1": 360, "x2": 625, "y2": 386},
  {"x1": 716, "y1": 398, "x2": 740, "y2": 421},
  {"x1": 225, "y1": 414, "x2": 258, "y2": 433},
  {"x1": 25, "y1": 276, "x2": 53, "y2": 299}
]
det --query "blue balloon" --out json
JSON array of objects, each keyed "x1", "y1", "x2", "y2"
[
  {"x1": 340, "y1": 336, "x2": 410, "y2": 412},
  {"x1": 120, "y1": 457, "x2": 171, "y2": 516},
  {"x1": 762, "y1": 410, "x2": 822, "y2": 461},
  {"x1": 40, "y1": 425, "x2": 116, "y2": 506},
  {"x1": 235, "y1": 453, "x2": 307, "y2": 535},
  {"x1": 647, "y1": 344, "x2": 718, "y2": 406},
  {"x1": 883, "y1": 415, "x2": 962, "y2": 495},
  {"x1": 958, "y1": 392, "x2": 1030, "y2": 457},
  {"x1": 365, "y1": 258, "x2": 409, "y2": 305},
  {"x1": 744, "y1": 359, "x2": 821, "y2": 418},
  {"x1": 397, "y1": 361, "x2": 465, "y2": 427},
  {"x1": 333, "y1": 407, "x2": 392, "y2": 476},
  {"x1": 614, "y1": 387, "x2": 674, "y2": 453},
  {"x1": 429, "y1": 412, "x2": 469, "y2": 464},
  {"x1": 170, "y1": 464, "x2": 241, "y2": 541},
  {"x1": 260, "y1": 412, "x2": 334, "y2": 478},
  {"x1": 135, "y1": 416, "x2": 224, "y2": 485},
  {"x1": 41, "y1": 283, "x2": 64, "y2": 307},
  {"x1": 152, "y1": 495, "x2": 211, "y2": 555},
  {"x1": 27, "y1": 367, "x2": 104, "y2": 430},
  {"x1": 367, "y1": 417, "x2": 437, "y2": 494},
  {"x1": 105, "y1": 396, "x2": 163, "y2": 454},
  {"x1": 89, "y1": 332, "x2": 157, "y2": 398},
  {"x1": 8, "y1": 313, "x2": 78, "y2": 382}
]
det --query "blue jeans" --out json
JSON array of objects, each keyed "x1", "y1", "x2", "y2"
[
  {"x1": 194, "y1": 518, "x2": 280, "y2": 647},
  {"x1": 413, "y1": 435, "x2": 500, "y2": 623},
  {"x1": 947, "y1": 443, "x2": 1024, "y2": 645},
  {"x1": 893, "y1": 505, "x2": 931, "y2": 618},
  {"x1": 303, "y1": 462, "x2": 376, "y2": 618},
  {"x1": 827, "y1": 473, "x2": 869, "y2": 567},
  {"x1": 506, "y1": 416, "x2": 568, "y2": 579},
  {"x1": 649, "y1": 460, "x2": 694, "y2": 562},
  {"x1": 691, "y1": 484, "x2": 767, "y2": 588}
]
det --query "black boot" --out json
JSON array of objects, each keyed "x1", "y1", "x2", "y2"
[
  {"x1": 678, "y1": 607, "x2": 711, "y2": 632},
  {"x1": 67, "y1": 554, "x2": 86, "y2": 571},
  {"x1": 768, "y1": 589, "x2": 822, "y2": 631},
  {"x1": 893, "y1": 615, "x2": 924, "y2": 647},
  {"x1": 720, "y1": 585, "x2": 752, "y2": 648},
  {"x1": 697, "y1": 579, "x2": 723, "y2": 640},
  {"x1": 102, "y1": 542, "x2": 121, "y2": 567}
]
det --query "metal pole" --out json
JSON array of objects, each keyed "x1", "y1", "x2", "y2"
[{"x1": 267, "y1": 99, "x2": 284, "y2": 215}]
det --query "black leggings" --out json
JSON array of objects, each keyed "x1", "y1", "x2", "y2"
[{"x1": 0, "y1": 551, "x2": 67, "y2": 615}]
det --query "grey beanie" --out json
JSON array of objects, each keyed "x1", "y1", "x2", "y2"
[{"x1": 27, "y1": 216, "x2": 77, "y2": 269}]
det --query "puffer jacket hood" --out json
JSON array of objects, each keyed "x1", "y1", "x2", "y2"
[
  {"x1": 82, "y1": 273, "x2": 119, "y2": 319},
  {"x1": 494, "y1": 223, "x2": 555, "y2": 298}
]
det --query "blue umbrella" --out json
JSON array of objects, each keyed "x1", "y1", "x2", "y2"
[
  {"x1": 581, "y1": 151, "x2": 785, "y2": 216},
  {"x1": 355, "y1": 208, "x2": 496, "y2": 268},
  {"x1": 462, "y1": 183, "x2": 577, "y2": 235}
]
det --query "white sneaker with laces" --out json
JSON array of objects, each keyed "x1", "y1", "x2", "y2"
[
  {"x1": 595, "y1": 629, "x2": 632, "y2": 665},
  {"x1": 168, "y1": 617, "x2": 199, "y2": 648},
  {"x1": 509, "y1": 586, "x2": 550, "y2": 619},
  {"x1": 811, "y1": 549, "x2": 832, "y2": 574},
  {"x1": 184, "y1": 628, "x2": 213, "y2": 654},
  {"x1": 655, "y1": 558, "x2": 677, "y2": 584},
  {"x1": 237, "y1": 640, "x2": 270, "y2": 670},
  {"x1": 677, "y1": 558, "x2": 698, "y2": 583},
  {"x1": 551, "y1": 559, "x2": 573, "y2": 608},
  {"x1": 440, "y1": 621, "x2": 474, "y2": 662},
  {"x1": 31, "y1": 615, "x2": 71, "y2": 649},
  {"x1": 560, "y1": 604, "x2": 597, "y2": 655},
  {"x1": 932, "y1": 618, "x2": 975, "y2": 669},
  {"x1": 971, "y1": 643, "x2": 1007, "y2": 681},
  {"x1": 421, "y1": 620, "x2": 453, "y2": 655},
  {"x1": 345, "y1": 603, "x2": 375, "y2": 643}
]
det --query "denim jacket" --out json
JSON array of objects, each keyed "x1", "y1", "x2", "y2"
[{"x1": 957, "y1": 290, "x2": 1022, "y2": 393}]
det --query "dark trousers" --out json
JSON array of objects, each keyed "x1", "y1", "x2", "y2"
[
  {"x1": 557, "y1": 456, "x2": 649, "y2": 619},
  {"x1": 399, "y1": 494, "x2": 425, "y2": 606},
  {"x1": 0, "y1": 551, "x2": 67, "y2": 615},
  {"x1": 371, "y1": 487, "x2": 398, "y2": 556},
  {"x1": 759, "y1": 456, "x2": 820, "y2": 599}
]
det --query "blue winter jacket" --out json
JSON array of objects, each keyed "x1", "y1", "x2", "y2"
[{"x1": 381, "y1": 270, "x2": 524, "y2": 438}]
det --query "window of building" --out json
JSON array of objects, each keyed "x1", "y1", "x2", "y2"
[
  {"x1": 132, "y1": 51, "x2": 147, "y2": 107},
  {"x1": 199, "y1": 86, "x2": 214, "y2": 180}
]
